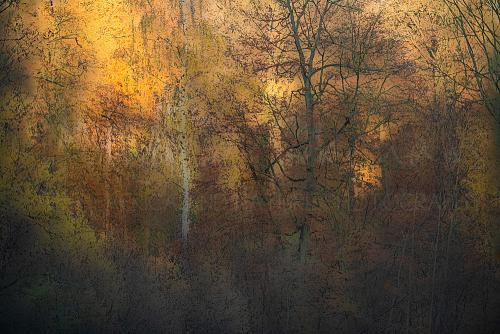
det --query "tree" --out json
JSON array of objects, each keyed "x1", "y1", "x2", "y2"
[{"x1": 444, "y1": 0, "x2": 499, "y2": 123}]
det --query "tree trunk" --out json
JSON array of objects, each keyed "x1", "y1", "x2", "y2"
[
  {"x1": 104, "y1": 125, "x2": 112, "y2": 235},
  {"x1": 176, "y1": 0, "x2": 192, "y2": 249},
  {"x1": 180, "y1": 110, "x2": 190, "y2": 244},
  {"x1": 299, "y1": 85, "x2": 316, "y2": 262},
  {"x1": 285, "y1": 0, "x2": 317, "y2": 262}
]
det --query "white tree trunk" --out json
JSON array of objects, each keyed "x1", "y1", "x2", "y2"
[
  {"x1": 176, "y1": 0, "x2": 195, "y2": 247},
  {"x1": 104, "y1": 125, "x2": 112, "y2": 234},
  {"x1": 180, "y1": 113, "x2": 190, "y2": 243}
]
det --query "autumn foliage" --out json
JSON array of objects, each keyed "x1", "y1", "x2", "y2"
[{"x1": 0, "y1": 0, "x2": 499, "y2": 333}]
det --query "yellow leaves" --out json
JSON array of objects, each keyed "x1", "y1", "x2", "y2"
[
  {"x1": 106, "y1": 61, "x2": 131, "y2": 88},
  {"x1": 264, "y1": 78, "x2": 292, "y2": 98},
  {"x1": 234, "y1": 78, "x2": 261, "y2": 105},
  {"x1": 355, "y1": 161, "x2": 382, "y2": 194},
  {"x1": 222, "y1": 145, "x2": 243, "y2": 191}
]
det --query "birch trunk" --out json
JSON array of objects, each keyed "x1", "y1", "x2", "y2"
[
  {"x1": 176, "y1": 0, "x2": 192, "y2": 247},
  {"x1": 179, "y1": 109, "x2": 190, "y2": 243},
  {"x1": 104, "y1": 125, "x2": 112, "y2": 234}
]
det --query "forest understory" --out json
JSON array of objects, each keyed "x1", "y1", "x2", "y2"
[{"x1": 0, "y1": 0, "x2": 499, "y2": 333}]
